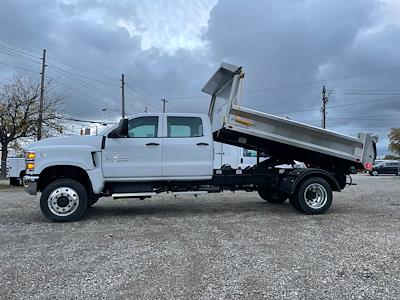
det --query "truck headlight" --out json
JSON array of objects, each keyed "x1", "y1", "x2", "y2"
[
  {"x1": 26, "y1": 151, "x2": 36, "y2": 160},
  {"x1": 26, "y1": 151, "x2": 36, "y2": 172},
  {"x1": 26, "y1": 163, "x2": 35, "y2": 171}
]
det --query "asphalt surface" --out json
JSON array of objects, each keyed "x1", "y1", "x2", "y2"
[{"x1": 0, "y1": 174, "x2": 399, "y2": 299}]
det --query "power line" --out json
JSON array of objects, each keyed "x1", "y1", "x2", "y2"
[
  {"x1": 125, "y1": 90, "x2": 160, "y2": 112},
  {"x1": 329, "y1": 117, "x2": 400, "y2": 121},
  {"x1": 46, "y1": 75, "x2": 135, "y2": 118},
  {"x1": 271, "y1": 95, "x2": 400, "y2": 115},
  {"x1": 330, "y1": 95, "x2": 400, "y2": 109},
  {"x1": 0, "y1": 44, "x2": 41, "y2": 59},
  {"x1": 0, "y1": 33, "x2": 41, "y2": 54},
  {"x1": 47, "y1": 64, "x2": 118, "y2": 101},
  {"x1": 46, "y1": 60, "x2": 119, "y2": 87},
  {"x1": 0, "y1": 21, "x2": 120, "y2": 83},
  {"x1": 0, "y1": 51, "x2": 38, "y2": 64},
  {"x1": 0, "y1": 23, "x2": 161, "y2": 116},
  {"x1": 332, "y1": 89, "x2": 400, "y2": 92},
  {"x1": 244, "y1": 65, "x2": 400, "y2": 94},
  {"x1": 125, "y1": 82, "x2": 162, "y2": 111},
  {"x1": 162, "y1": 65, "x2": 400, "y2": 100},
  {"x1": 0, "y1": 61, "x2": 38, "y2": 74},
  {"x1": 46, "y1": 75, "x2": 117, "y2": 109},
  {"x1": 331, "y1": 91, "x2": 400, "y2": 96},
  {"x1": 64, "y1": 117, "x2": 115, "y2": 125},
  {"x1": 0, "y1": 17, "x2": 120, "y2": 78},
  {"x1": 48, "y1": 55, "x2": 120, "y2": 81}
]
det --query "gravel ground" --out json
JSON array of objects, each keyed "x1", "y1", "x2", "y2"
[{"x1": 0, "y1": 174, "x2": 399, "y2": 299}]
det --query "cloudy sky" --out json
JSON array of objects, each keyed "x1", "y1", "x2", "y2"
[{"x1": 0, "y1": 0, "x2": 399, "y2": 155}]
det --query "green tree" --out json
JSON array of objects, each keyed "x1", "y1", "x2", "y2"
[
  {"x1": 388, "y1": 128, "x2": 400, "y2": 156},
  {"x1": 0, "y1": 75, "x2": 64, "y2": 178},
  {"x1": 384, "y1": 154, "x2": 400, "y2": 160}
]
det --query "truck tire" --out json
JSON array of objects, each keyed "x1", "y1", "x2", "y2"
[
  {"x1": 18, "y1": 171, "x2": 25, "y2": 186},
  {"x1": 87, "y1": 194, "x2": 99, "y2": 208},
  {"x1": 40, "y1": 179, "x2": 88, "y2": 222},
  {"x1": 258, "y1": 190, "x2": 287, "y2": 203},
  {"x1": 289, "y1": 195, "x2": 302, "y2": 212},
  {"x1": 292, "y1": 177, "x2": 332, "y2": 214},
  {"x1": 9, "y1": 177, "x2": 19, "y2": 186}
]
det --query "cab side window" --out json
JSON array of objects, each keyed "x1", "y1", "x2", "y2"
[
  {"x1": 167, "y1": 117, "x2": 203, "y2": 138},
  {"x1": 128, "y1": 116, "x2": 158, "y2": 138}
]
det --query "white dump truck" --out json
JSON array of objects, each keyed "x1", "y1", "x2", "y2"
[{"x1": 23, "y1": 63, "x2": 378, "y2": 222}]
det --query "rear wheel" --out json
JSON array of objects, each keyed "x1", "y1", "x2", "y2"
[
  {"x1": 40, "y1": 179, "x2": 88, "y2": 222},
  {"x1": 371, "y1": 170, "x2": 379, "y2": 176},
  {"x1": 291, "y1": 177, "x2": 332, "y2": 214},
  {"x1": 258, "y1": 189, "x2": 287, "y2": 203},
  {"x1": 289, "y1": 195, "x2": 303, "y2": 212}
]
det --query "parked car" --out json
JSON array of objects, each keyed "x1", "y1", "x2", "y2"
[{"x1": 369, "y1": 161, "x2": 400, "y2": 176}]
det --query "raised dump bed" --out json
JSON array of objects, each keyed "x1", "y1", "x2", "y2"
[{"x1": 202, "y1": 63, "x2": 378, "y2": 173}]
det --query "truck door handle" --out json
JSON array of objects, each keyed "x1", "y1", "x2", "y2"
[
  {"x1": 146, "y1": 142, "x2": 160, "y2": 146},
  {"x1": 196, "y1": 142, "x2": 209, "y2": 146}
]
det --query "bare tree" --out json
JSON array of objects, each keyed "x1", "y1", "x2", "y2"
[
  {"x1": 388, "y1": 128, "x2": 400, "y2": 156},
  {"x1": 0, "y1": 75, "x2": 65, "y2": 178}
]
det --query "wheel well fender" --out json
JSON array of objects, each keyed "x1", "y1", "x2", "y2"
[
  {"x1": 279, "y1": 168, "x2": 341, "y2": 195},
  {"x1": 38, "y1": 165, "x2": 92, "y2": 194}
]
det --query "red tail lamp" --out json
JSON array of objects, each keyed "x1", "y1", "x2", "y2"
[{"x1": 364, "y1": 162, "x2": 373, "y2": 170}]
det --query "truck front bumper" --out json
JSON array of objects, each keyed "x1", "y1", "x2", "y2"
[{"x1": 23, "y1": 175, "x2": 39, "y2": 195}]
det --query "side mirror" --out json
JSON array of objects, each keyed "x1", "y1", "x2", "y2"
[{"x1": 108, "y1": 118, "x2": 129, "y2": 138}]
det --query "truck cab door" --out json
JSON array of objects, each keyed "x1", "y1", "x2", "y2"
[
  {"x1": 162, "y1": 115, "x2": 213, "y2": 178},
  {"x1": 102, "y1": 116, "x2": 162, "y2": 179}
]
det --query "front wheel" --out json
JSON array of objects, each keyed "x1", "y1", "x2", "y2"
[
  {"x1": 370, "y1": 170, "x2": 379, "y2": 176},
  {"x1": 291, "y1": 177, "x2": 332, "y2": 214},
  {"x1": 258, "y1": 189, "x2": 287, "y2": 203},
  {"x1": 9, "y1": 177, "x2": 19, "y2": 186},
  {"x1": 40, "y1": 179, "x2": 88, "y2": 222},
  {"x1": 87, "y1": 194, "x2": 100, "y2": 208}
]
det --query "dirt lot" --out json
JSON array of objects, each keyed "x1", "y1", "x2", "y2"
[{"x1": 0, "y1": 174, "x2": 399, "y2": 299}]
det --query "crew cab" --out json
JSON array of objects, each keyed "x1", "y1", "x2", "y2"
[{"x1": 23, "y1": 63, "x2": 378, "y2": 222}]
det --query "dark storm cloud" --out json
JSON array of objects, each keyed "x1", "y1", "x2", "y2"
[
  {"x1": 0, "y1": 0, "x2": 213, "y2": 118},
  {"x1": 0, "y1": 0, "x2": 398, "y2": 154}
]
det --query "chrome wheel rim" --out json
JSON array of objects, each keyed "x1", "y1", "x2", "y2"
[
  {"x1": 372, "y1": 171, "x2": 378, "y2": 176},
  {"x1": 48, "y1": 187, "x2": 80, "y2": 217},
  {"x1": 303, "y1": 183, "x2": 328, "y2": 209}
]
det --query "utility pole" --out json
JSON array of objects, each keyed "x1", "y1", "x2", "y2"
[
  {"x1": 161, "y1": 98, "x2": 168, "y2": 113},
  {"x1": 121, "y1": 74, "x2": 125, "y2": 118},
  {"x1": 321, "y1": 85, "x2": 328, "y2": 129},
  {"x1": 37, "y1": 49, "x2": 46, "y2": 140}
]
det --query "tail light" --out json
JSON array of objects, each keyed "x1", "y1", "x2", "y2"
[{"x1": 364, "y1": 162, "x2": 373, "y2": 170}]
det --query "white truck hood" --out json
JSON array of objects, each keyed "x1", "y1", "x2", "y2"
[{"x1": 28, "y1": 135, "x2": 104, "y2": 152}]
